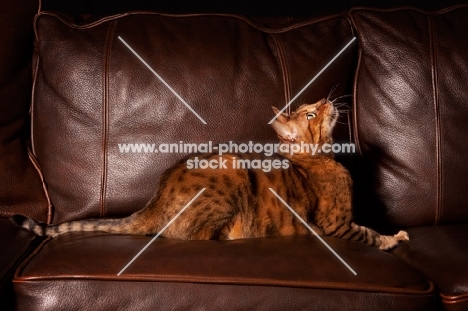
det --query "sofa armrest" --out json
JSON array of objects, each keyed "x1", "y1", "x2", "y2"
[{"x1": 0, "y1": 218, "x2": 39, "y2": 310}]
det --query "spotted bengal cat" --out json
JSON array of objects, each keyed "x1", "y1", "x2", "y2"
[{"x1": 12, "y1": 98, "x2": 409, "y2": 250}]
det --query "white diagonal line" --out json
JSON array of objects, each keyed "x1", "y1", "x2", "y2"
[
  {"x1": 118, "y1": 36, "x2": 207, "y2": 125},
  {"x1": 268, "y1": 188, "x2": 357, "y2": 276},
  {"x1": 268, "y1": 37, "x2": 356, "y2": 124},
  {"x1": 117, "y1": 188, "x2": 206, "y2": 276}
]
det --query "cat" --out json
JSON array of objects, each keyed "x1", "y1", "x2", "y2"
[{"x1": 12, "y1": 98, "x2": 409, "y2": 250}]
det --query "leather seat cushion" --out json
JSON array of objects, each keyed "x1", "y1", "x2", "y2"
[{"x1": 14, "y1": 233, "x2": 437, "y2": 310}]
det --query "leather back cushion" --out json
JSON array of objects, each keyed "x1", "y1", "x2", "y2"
[
  {"x1": 351, "y1": 5, "x2": 468, "y2": 227},
  {"x1": 32, "y1": 12, "x2": 355, "y2": 223},
  {"x1": 0, "y1": 0, "x2": 48, "y2": 221}
]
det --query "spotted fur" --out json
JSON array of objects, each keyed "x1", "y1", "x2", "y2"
[{"x1": 11, "y1": 99, "x2": 408, "y2": 250}]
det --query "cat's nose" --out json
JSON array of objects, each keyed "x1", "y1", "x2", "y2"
[{"x1": 316, "y1": 98, "x2": 327, "y2": 108}]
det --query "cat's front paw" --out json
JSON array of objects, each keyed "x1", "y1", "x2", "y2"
[
  {"x1": 378, "y1": 230, "x2": 409, "y2": 251},
  {"x1": 394, "y1": 230, "x2": 409, "y2": 242}
]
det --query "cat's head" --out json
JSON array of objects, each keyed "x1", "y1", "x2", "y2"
[{"x1": 271, "y1": 98, "x2": 338, "y2": 157}]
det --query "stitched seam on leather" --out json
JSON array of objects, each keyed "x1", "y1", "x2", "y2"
[
  {"x1": 13, "y1": 237, "x2": 52, "y2": 280},
  {"x1": 30, "y1": 45, "x2": 40, "y2": 157},
  {"x1": 346, "y1": 109, "x2": 353, "y2": 144},
  {"x1": 441, "y1": 292, "x2": 468, "y2": 303},
  {"x1": 351, "y1": 33, "x2": 363, "y2": 157},
  {"x1": 9, "y1": 275, "x2": 435, "y2": 295},
  {"x1": 348, "y1": 24, "x2": 358, "y2": 148},
  {"x1": 100, "y1": 21, "x2": 117, "y2": 217},
  {"x1": 27, "y1": 150, "x2": 54, "y2": 224},
  {"x1": 429, "y1": 16, "x2": 442, "y2": 225},
  {"x1": 29, "y1": 35, "x2": 53, "y2": 223},
  {"x1": 271, "y1": 34, "x2": 291, "y2": 111},
  {"x1": 35, "y1": 11, "x2": 349, "y2": 34}
]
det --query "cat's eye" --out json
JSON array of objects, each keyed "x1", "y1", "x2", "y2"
[{"x1": 306, "y1": 112, "x2": 317, "y2": 120}]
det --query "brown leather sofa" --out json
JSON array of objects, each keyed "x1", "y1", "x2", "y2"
[{"x1": 1, "y1": 0, "x2": 468, "y2": 310}]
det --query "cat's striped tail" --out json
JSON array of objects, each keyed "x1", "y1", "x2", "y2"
[{"x1": 9, "y1": 214, "x2": 142, "y2": 237}]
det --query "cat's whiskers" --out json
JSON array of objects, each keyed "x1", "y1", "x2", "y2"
[
  {"x1": 336, "y1": 109, "x2": 351, "y2": 113},
  {"x1": 331, "y1": 101, "x2": 350, "y2": 108},
  {"x1": 332, "y1": 102, "x2": 350, "y2": 113},
  {"x1": 330, "y1": 94, "x2": 352, "y2": 103},
  {"x1": 327, "y1": 84, "x2": 340, "y2": 101},
  {"x1": 334, "y1": 120, "x2": 349, "y2": 125}
]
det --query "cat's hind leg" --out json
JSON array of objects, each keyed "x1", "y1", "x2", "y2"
[{"x1": 188, "y1": 216, "x2": 234, "y2": 240}]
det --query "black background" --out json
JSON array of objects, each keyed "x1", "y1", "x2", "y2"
[{"x1": 42, "y1": 0, "x2": 468, "y2": 16}]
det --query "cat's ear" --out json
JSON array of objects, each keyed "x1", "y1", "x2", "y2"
[{"x1": 272, "y1": 107, "x2": 289, "y2": 123}]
